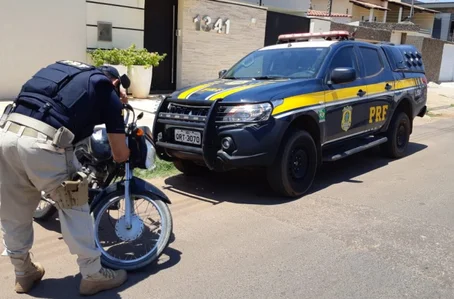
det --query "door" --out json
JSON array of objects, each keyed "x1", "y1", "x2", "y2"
[
  {"x1": 356, "y1": 45, "x2": 395, "y2": 133},
  {"x1": 144, "y1": 0, "x2": 178, "y2": 93},
  {"x1": 264, "y1": 11, "x2": 310, "y2": 46},
  {"x1": 324, "y1": 45, "x2": 368, "y2": 143}
]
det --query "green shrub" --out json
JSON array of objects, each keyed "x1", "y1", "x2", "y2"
[{"x1": 87, "y1": 44, "x2": 167, "y2": 69}]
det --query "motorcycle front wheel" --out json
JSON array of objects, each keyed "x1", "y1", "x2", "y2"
[{"x1": 92, "y1": 189, "x2": 173, "y2": 271}]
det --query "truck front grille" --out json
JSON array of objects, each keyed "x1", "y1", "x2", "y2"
[{"x1": 158, "y1": 102, "x2": 210, "y2": 123}]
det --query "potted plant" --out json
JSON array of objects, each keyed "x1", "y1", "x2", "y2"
[
  {"x1": 123, "y1": 44, "x2": 166, "y2": 98},
  {"x1": 87, "y1": 45, "x2": 166, "y2": 98},
  {"x1": 88, "y1": 48, "x2": 128, "y2": 77}
]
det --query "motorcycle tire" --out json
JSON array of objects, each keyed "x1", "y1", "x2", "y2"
[{"x1": 92, "y1": 189, "x2": 173, "y2": 271}]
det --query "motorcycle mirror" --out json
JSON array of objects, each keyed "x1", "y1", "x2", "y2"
[{"x1": 137, "y1": 112, "x2": 144, "y2": 120}]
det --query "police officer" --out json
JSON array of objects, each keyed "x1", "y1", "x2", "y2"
[{"x1": 0, "y1": 61, "x2": 132, "y2": 295}]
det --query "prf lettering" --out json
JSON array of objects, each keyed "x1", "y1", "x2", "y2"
[{"x1": 369, "y1": 105, "x2": 388, "y2": 123}]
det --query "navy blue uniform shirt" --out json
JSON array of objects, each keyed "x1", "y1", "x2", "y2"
[
  {"x1": 90, "y1": 73, "x2": 125, "y2": 137},
  {"x1": 13, "y1": 71, "x2": 125, "y2": 144}
]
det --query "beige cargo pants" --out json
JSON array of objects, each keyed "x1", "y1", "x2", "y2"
[{"x1": 0, "y1": 124, "x2": 102, "y2": 277}]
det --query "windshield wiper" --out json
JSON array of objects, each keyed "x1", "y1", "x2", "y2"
[
  {"x1": 223, "y1": 76, "x2": 239, "y2": 79},
  {"x1": 252, "y1": 75, "x2": 287, "y2": 80}
]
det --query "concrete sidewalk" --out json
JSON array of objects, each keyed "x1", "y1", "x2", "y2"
[{"x1": 425, "y1": 82, "x2": 454, "y2": 118}]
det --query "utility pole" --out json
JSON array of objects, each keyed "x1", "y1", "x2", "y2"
[
  {"x1": 410, "y1": 0, "x2": 415, "y2": 21},
  {"x1": 328, "y1": 0, "x2": 333, "y2": 16}
]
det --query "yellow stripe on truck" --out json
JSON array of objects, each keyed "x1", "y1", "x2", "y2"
[
  {"x1": 177, "y1": 82, "x2": 219, "y2": 99},
  {"x1": 271, "y1": 78, "x2": 422, "y2": 116},
  {"x1": 324, "y1": 85, "x2": 368, "y2": 103},
  {"x1": 367, "y1": 81, "x2": 394, "y2": 95},
  {"x1": 394, "y1": 78, "x2": 417, "y2": 90},
  {"x1": 272, "y1": 91, "x2": 325, "y2": 115},
  {"x1": 207, "y1": 81, "x2": 275, "y2": 101}
]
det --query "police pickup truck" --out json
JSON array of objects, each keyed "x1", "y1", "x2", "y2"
[{"x1": 152, "y1": 31, "x2": 427, "y2": 198}]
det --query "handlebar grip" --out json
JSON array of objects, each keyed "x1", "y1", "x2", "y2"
[{"x1": 123, "y1": 103, "x2": 134, "y2": 111}]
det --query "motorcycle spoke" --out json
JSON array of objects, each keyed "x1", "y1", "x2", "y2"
[{"x1": 94, "y1": 195, "x2": 165, "y2": 264}]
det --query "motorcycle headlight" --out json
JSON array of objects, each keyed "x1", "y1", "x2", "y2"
[
  {"x1": 216, "y1": 103, "x2": 273, "y2": 123},
  {"x1": 144, "y1": 139, "x2": 157, "y2": 170}
]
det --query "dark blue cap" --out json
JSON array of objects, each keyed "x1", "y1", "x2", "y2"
[{"x1": 98, "y1": 65, "x2": 131, "y2": 89}]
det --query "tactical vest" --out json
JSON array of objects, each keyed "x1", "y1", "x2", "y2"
[{"x1": 13, "y1": 60, "x2": 106, "y2": 142}]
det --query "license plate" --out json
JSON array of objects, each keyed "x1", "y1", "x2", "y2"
[{"x1": 174, "y1": 129, "x2": 201, "y2": 145}]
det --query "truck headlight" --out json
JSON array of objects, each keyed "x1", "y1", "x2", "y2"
[{"x1": 217, "y1": 103, "x2": 273, "y2": 123}]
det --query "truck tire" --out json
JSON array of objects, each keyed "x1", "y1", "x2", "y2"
[
  {"x1": 381, "y1": 111, "x2": 410, "y2": 159},
  {"x1": 267, "y1": 130, "x2": 318, "y2": 198},
  {"x1": 173, "y1": 159, "x2": 208, "y2": 176}
]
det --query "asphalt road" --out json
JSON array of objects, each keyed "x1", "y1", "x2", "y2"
[{"x1": 1, "y1": 115, "x2": 454, "y2": 298}]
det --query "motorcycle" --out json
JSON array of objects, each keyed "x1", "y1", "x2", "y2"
[{"x1": 33, "y1": 103, "x2": 173, "y2": 271}]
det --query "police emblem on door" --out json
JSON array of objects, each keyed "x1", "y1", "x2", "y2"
[{"x1": 341, "y1": 106, "x2": 352, "y2": 131}]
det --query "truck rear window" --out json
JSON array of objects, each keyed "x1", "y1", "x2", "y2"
[{"x1": 380, "y1": 44, "x2": 425, "y2": 73}]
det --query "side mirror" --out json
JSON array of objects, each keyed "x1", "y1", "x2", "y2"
[
  {"x1": 330, "y1": 67, "x2": 356, "y2": 85},
  {"x1": 218, "y1": 69, "x2": 227, "y2": 78},
  {"x1": 137, "y1": 112, "x2": 144, "y2": 120}
]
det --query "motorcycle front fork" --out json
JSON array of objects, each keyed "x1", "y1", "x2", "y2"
[{"x1": 124, "y1": 161, "x2": 133, "y2": 229}]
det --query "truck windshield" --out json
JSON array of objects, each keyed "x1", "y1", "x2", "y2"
[{"x1": 223, "y1": 47, "x2": 330, "y2": 80}]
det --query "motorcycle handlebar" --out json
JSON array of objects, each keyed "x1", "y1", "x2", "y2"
[{"x1": 122, "y1": 103, "x2": 134, "y2": 126}]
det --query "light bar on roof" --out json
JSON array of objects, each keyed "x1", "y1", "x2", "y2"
[{"x1": 278, "y1": 31, "x2": 350, "y2": 42}]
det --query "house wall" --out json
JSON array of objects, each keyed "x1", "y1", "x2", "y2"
[
  {"x1": 311, "y1": 0, "x2": 353, "y2": 15},
  {"x1": 438, "y1": 13, "x2": 453, "y2": 40},
  {"x1": 390, "y1": 31, "x2": 403, "y2": 44},
  {"x1": 351, "y1": 6, "x2": 385, "y2": 22},
  {"x1": 86, "y1": 0, "x2": 145, "y2": 50},
  {"x1": 310, "y1": 18, "x2": 332, "y2": 33},
  {"x1": 178, "y1": 0, "x2": 267, "y2": 88},
  {"x1": 330, "y1": 21, "x2": 391, "y2": 41},
  {"x1": 0, "y1": 0, "x2": 86, "y2": 100},
  {"x1": 439, "y1": 43, "x2": 454, "y2": 81},
  {"x1": 403, "y1": 35, "x2": 445, "y2": 82},
  {"x1": 413, "y1": 12, "x2": 435, "y2": 33},
  {"x1": 238, "y1": 0, "x2": 310, "y2": 12},
  {"x1": 386, "y1": 3, "x2": 403, "y2": 23},
  {"x1": 387, "y1": 4, "x2": 435, "y2": 32}
]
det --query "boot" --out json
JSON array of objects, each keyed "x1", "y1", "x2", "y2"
[
  {"x1": 13, "y1": 254, "x2": 45, "y2": 293},
  {"x1": 79, "y1": 267, "x2": 127, "y2": 296}
]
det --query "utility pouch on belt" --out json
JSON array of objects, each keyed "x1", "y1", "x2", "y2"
[
  {"x1": 0, "y1": 104, "x2": 14, "y2": 128},
  {"x1": 52, "y1": 127, "x2": 75, "y2": 148},
  {"x1": 53, "y1": 171, "x2": 89, "y2": 209}
]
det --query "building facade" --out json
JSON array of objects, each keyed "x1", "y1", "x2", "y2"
[
  {"x1": 3, "y1": 0, "x2": 311, "y2": 99},
  {"x1": 310, "y1": 0, "x2": 438, "y2": 37},
  {"x1": 416, "y1": 1, "x2": 454, "y2": 41}
]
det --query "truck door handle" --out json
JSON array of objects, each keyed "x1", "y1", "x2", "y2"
[
  {"x1": 357, "y1": 89, "x2": 366, "y2": 97},
  {"x1": 385, "y1": 83, "x2": 392, "y2": 90}
]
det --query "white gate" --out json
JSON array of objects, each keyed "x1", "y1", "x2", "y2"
[{"x1": 438, "y1": 43, "x2": 454, "y2": 82}]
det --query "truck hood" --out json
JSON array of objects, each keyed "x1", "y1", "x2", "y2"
[{"x1": 170, "y1": 78, "x2": 320, "y2": 103}]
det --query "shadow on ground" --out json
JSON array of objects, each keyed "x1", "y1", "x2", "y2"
[
  {"x1": 161, "y1": 142, "x2": 428, "y2": 205},
  {"x1": 25, "y1": 241, "x2": 181, "y2": 299},
  {"x1": 33, "y1": 217, "x2": 180, "y2": 299}
]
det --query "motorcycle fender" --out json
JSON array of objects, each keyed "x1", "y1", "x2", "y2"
[{"x1": 90, "y1": 177, "x2": 171, "y2": 213}]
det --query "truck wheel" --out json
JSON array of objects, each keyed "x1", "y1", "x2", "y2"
[
  {"x1": 381, "y1": 112, "x2": 411, "y2": 159},
  {"x1": 173, "y1": 159, "x2": 208, "y2": 176},
  {"x1": 267, "y1": 130, "x2": 318, "y2": 198}
]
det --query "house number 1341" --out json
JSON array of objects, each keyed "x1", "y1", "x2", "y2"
[{"x1": 193, "y1": 15, "x2": 231, "y2": 34}]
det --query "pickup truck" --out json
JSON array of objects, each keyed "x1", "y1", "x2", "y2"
[{"x1": 152, "y1": 30, "x2": 428, "y2": 198}]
